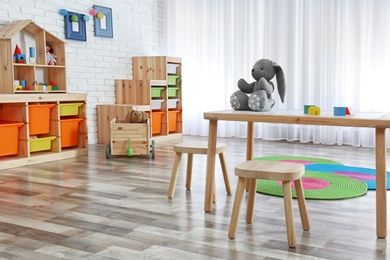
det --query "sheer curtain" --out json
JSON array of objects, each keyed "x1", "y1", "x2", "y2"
[{"x1": 165, "y1": 0, "x2": 390, "y2": 148}]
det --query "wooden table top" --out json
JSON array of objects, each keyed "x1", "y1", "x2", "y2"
[{"x1": 203, "y1": 109, "x2": 390, "y2": 128}]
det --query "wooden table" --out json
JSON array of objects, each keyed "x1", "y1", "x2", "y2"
[{"x1": 203, "y1": 109, "x2": 390, "y2": 238}]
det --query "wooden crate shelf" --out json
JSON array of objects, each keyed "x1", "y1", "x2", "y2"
[{"x1": 0, "y1": 93, "x2": 88, "y2": 170}]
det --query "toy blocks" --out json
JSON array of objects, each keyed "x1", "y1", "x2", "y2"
[
  {"x1": 334, "y1": 107, "x2": 346, "y2": 116},
  {"x1": 334, "y1": 107, "x2": 354, "y2": 116},
  {"x1": 13, "y1": 44, "x2": 26, "y2": 64},
  {"x1": 308, "y1": 106, "x2": 321, "y2": 115},
  {"x1": 346, "y1": 107, "x2": 354, "y2": 115},
  {"x1": 304, "y1": 105, "x2": 315, "y2": 114},
  {"x1": 304, "y1": 105, "x2": 320, "y2": 115}
]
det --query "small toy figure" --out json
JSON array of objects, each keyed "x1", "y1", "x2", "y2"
[{"x1": 46, "y1": 45, "x2": 57, "y2": 65}]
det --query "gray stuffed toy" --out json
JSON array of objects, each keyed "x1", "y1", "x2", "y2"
[{"x1": 230, "y1": 59, "x2": 286, "y2": 111}]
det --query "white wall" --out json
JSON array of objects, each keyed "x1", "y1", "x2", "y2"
[{"x1": 0, "y1": 0, "x2": 165, "y2": 144}]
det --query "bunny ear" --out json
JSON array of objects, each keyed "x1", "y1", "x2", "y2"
[{"x1": 272, "y1": 61, "x2": 286, "y2": 103}]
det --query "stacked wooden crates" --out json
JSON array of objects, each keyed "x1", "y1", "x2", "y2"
[{"x1": 116, "y1": 56, "x2": 183, "y2": 142}]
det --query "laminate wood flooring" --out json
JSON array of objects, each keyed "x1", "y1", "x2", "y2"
[{"x1": 0, "y1": 136, "x2": 389, "y2": 259}]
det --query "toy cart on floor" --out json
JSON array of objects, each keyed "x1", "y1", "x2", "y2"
[{"x1": 105, "y1": 118, "x2": 155, "y2": 159}]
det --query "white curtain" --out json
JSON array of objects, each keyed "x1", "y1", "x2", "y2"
[{"x1": 165, "y1": 0, "x2": 390, "y2": 148}]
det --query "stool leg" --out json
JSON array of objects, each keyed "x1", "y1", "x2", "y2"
[
  {"x1": 167, "y1": 152, "x2": 183, "y2": 198},
  {"x1": 282, "y1": 180, "x2": 296, "y2": 248},
  {"x1": 294, "y1": 179, "x2": 310, "y2": 231},
  {"x1": 246, "y1": 178, "x2": 257, "y2": 223},
  {"x1": 228, "y1": 176, "x2": 246, "y2": 239},
  {"x1": 213, "y1": 179, "x2": 217, "y2": 203},
  {"x1": 218, "y1": 152, "x2": 232, "y2": 194},
  {"x1": 186, "y1": 153, "x2": 194, "y2": 190}
]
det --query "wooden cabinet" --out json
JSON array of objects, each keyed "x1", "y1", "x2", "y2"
[
  {"x1": 0, "y1": 93, "x2": 88, "y2": 170},
  {"x1": 113, "y1": 56, "x2": 183, "y2": 142},
  {"x1": 0, "y1": 20, "x2": 67, "y2": 94}
]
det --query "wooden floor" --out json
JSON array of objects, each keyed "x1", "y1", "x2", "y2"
[{"x1": 0, "y1": 135, "x2": 389, "y2": 259}]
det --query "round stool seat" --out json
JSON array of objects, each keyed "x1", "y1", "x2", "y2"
[
  {"x1": 173, "y1": 142, "x2": 227, "y2": 154},
  {"x1": 235, "y1": 160, "x2": 305, "y2": 181}
]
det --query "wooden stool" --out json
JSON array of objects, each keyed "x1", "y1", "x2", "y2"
[
  {"x1": 167, "y1": 142, "x2": 232, "y2": 199},
  {"x1": 228, "y1": 160, "x2": 310, "y2": 248}
]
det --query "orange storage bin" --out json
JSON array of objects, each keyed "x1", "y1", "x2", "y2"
[
  {"x1": 0, "y1": 121, "x2": 24, "y2": 156},
  {"x1": 29, "y1": 104, "x2": 55, "y2": 135},
  {"x1": 168, "y1": 110, "x2": 180, "y2": 132},
  {"x1": 61, "y1": 118, "x2": 83, "y2": 147},
  {"x1": 151, "y1": 111, "x2": 165, "y2": 135}
]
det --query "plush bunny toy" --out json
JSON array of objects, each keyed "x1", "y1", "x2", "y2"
[
  {"x1": 230, "y1": 59, "x2": 286, "y2": 112},
  {"x1": 124, "y1": 109, "x2": 149, "y2": 123}
]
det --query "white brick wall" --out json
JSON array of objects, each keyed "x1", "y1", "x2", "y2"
[{"x1": 0, "y1": 0, "x2": 165, "y2": 144}]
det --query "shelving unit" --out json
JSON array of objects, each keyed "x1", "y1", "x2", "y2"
[
  {"x1": 0, "y1": 19, "x2": 87, "y2": 170},
  {"x1": 115, "y1": 78, "x2": 183, "y2": 142},
  {"x1": 111, "y1": 56, "x2": 183, "y2": 143},
  {"x1": 0, "y1": 93, "x2": 88, "y2": 170},
  {"x1": 0, "y1": 20, "x2": 67, "y2": 93}
]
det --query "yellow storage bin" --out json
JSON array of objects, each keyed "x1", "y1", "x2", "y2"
[
  {"x1": 60, "y1": 103, "x2": 83, "y2": 116},
  {"x1": 30, "y1": 136, "x2": 56, "y2": 152}
]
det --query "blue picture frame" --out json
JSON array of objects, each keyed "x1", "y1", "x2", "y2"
[
  {"x1": 93, "y1": 5, "x2": 113, "y2": 38},
  {"x1": 64, "y1": 12, "x2": 87, "y2": 41}
]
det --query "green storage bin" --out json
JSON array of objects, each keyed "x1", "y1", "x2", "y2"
[
  {"x1": 151, "y1": 87, "x2": 165, "y2": 98},
  {"x1": 168, "y1": 87, "x2": 180, "y2": 98},
  {"x1": 167, "y1": 75, "x2": 180, "y2": 86}
]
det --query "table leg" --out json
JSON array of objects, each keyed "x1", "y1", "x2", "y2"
[
  {"x1": 376, "y1": 127, "x2": 387, "y2": 238},
  {"x1": 246, "y1": 122, "x2": 255, "y2": 190},
  {"x1": 247, "y1": 121, "x2": 255, "y2": 160},
  {"x1": 205, "y1": 119, "x2": 218, "y2": 212}
]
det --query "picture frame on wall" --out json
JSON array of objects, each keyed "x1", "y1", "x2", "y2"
[
  {"x1": 64, "y1": 12, "x2": 87, "y2": 41},
  {"x1": 93, "y1": 5, "x2": 113, "y2": 38}
]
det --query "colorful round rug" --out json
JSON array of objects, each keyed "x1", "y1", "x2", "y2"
[
  {"x1": 305, "y1": 164, "x2": 390, "y2": 190},
  {"x1": 254, "y1": 155, "x2": 343, "y2": 165},
  {"x1": 254, "y1": 156, "x2": 368, "y2": 200},
  {"x1": 256, "y1": 170, "x2": 368, "y2": 200}
]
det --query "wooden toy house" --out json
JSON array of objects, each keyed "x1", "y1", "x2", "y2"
[{"x1": 0, "y1": 19, "x2": 66, "y2": 93}]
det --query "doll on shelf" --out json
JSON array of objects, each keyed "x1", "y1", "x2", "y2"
[{"x1": 46, "y1": 45, "x2": 57, "y2": 65}]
